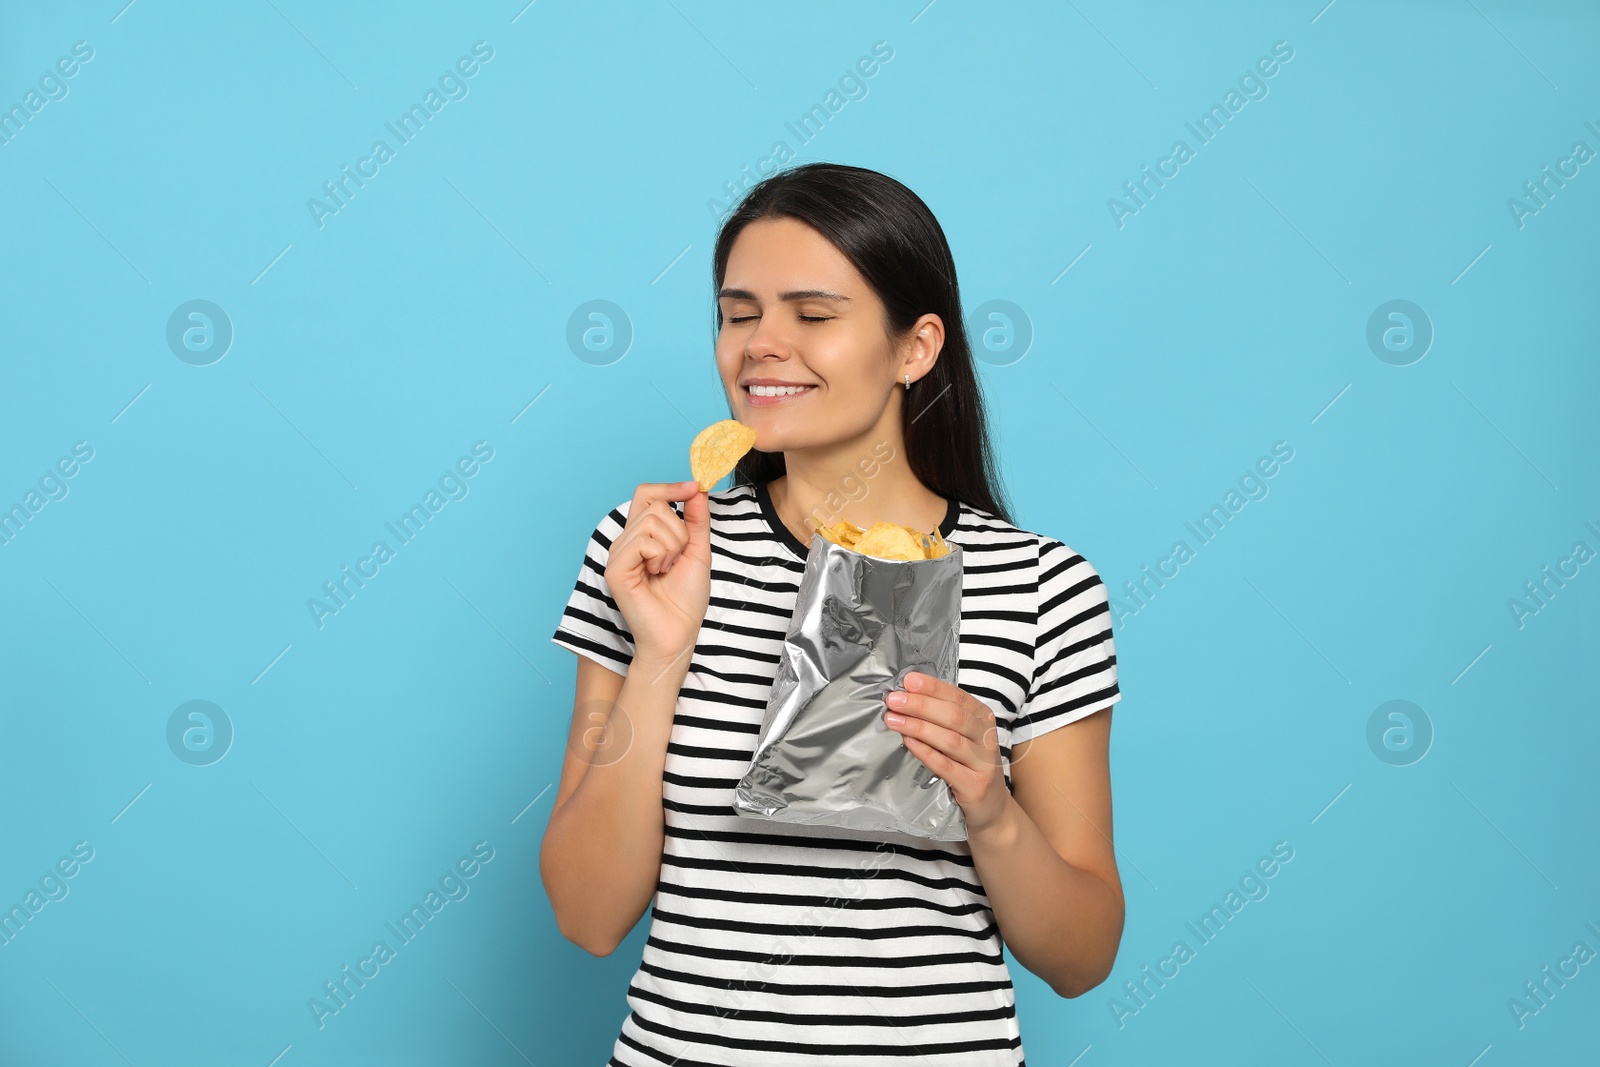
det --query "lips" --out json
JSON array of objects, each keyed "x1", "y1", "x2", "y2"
[{"x1": 744, "y1": 383, "x2": 817, "y2": 405}]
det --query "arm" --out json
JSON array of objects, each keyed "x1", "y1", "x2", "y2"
[
  {"x1": 883, "y1": 674, "x2": 1122, "y2": 998},
  {"x1": 539, "y1": 651, "x2": 690, "y2": 956},
  {"x1": 967, "y1": 706, "x2": 1124, "y2": 998},
  {"x1": 540, "y1": 480, "x2": 711, "y2": 956}
]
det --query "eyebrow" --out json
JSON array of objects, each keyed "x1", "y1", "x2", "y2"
[{"x1": 716, "y1": 287, "x2": 853, "y2": 302}]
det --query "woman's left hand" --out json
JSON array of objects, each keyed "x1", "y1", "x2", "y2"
[{"x1": 883, "y1": 671, "x2": 1011, "y2": 835}]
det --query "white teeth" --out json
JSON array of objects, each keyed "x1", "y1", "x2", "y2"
[{"x1": 748, "y1": 384, "x2": 814, "y2": 397}]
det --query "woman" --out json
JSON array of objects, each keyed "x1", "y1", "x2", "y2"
[{"x1": 543, "y1": 163, "x2": 1124, "y2": 1065}]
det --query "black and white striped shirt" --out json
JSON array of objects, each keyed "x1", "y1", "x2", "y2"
[{"x1": 550, "y1": 480, "x2": 1121, "y2": 1066}]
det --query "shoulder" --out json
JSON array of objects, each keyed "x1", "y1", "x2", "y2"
[
  {"x1": 947, "y1": 501, "x2": 1047, "y2": 560},
  {"x1": 945, "y1": 499, "x2": 1034, "y2": 550},
  {"x1": 949, "y1": 503, "x2": 1107, "y2": 590},
  {"x1": 1036, "y1": 535, "x2": 1106, "y2": 585}
]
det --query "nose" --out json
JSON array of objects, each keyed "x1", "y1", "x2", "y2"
[{"x1": 743, "y1": 311, "x2": 790, "y2": 360}]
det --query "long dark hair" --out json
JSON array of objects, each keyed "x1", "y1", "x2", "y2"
[{"x1": 712, "y1": 162, "x2": 1014, "y2": 525}]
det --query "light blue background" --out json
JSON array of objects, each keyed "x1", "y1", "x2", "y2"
[{"x1": 2, "y1": 1, "x2": 1597, "y2": 1064}]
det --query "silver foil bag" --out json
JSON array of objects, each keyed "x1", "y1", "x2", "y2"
[{"x1": 733, "y1": 533, "x2": 967, "y2": 841}]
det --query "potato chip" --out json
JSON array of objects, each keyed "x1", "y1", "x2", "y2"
[
  {"x1": 806, "y1": 508, "x2": 953, "y2": 559},
  {"x1": 690, "y1": 419, "x2": 758, "y2": 491},
  {"x1": 852, "y1": 522, "x2": 928, "y2": 561},
  {"x1": 816, "y1": 519, "x2": 865, "y2": 547},
  {"x1": 813, "y1": 513, "x2": 951, "y2": 560}
]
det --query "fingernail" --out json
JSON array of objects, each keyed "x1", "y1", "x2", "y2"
[
  {"x1": 905, "y1": 673, "x2": 922, "y2": 690},
  {"x1": 886, "y1": 691, "x2": 906, "y2": 707},
  {"x1": 884, "y1": 711, "x2": 905, "y2": 726}
]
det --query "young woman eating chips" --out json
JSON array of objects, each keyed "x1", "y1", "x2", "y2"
[{"x1": 544, "y1": 162, "x2": 1123, "y2": 1065}]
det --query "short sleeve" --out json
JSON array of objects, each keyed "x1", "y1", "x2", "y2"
[
  {"x1": 549, "y1": 500, "x2": 637, "y2": 676},
  {"x1": 1011, "y1": 537, "x2": 1122, "y2": 745}
]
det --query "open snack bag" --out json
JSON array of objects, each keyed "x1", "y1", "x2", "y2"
[{"x1": 732, "y1": 512, "x2": 967, "y2": 841}]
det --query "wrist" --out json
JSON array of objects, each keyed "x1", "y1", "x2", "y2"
[
  {"x1": 629, "y1": 646, "x2": 693, "y2": 684},
  {"x1": 968, "y1": 793, "x2": 1026, "y2": 850}
]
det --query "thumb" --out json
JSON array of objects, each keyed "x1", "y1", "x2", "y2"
[{"x1": 680, "y1": 484, "x2": 711, "y2": 556}]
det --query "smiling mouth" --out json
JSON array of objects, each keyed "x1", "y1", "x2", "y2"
[
  {"x1": 744, "y1": 384, "x2": 818, "y2": 400},
  {"x1": 742, "y1": 382, "x2": 819, "y2": 403}
]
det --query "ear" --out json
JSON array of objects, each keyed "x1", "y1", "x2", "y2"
[{"x1": 900, "y1": 312, "x2": 944, "y2": 383}]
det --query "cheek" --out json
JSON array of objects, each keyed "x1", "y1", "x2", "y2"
[
  {"x1": 714, "y1": 340, "x2": 741, "y2": 380},
  {"x1": 811, "y1": 329, "x2": 878, "y2": 384}
]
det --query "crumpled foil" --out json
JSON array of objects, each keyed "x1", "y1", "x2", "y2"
[{"x1": 733, "y1": 532, "x2": 967, "y2": 841}]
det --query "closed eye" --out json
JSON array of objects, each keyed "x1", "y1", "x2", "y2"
[{"x1": 726, "y1": 315, "x2": 832, "y2": 324}]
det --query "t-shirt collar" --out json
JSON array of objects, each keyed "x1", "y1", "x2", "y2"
[{"x1": 752, "y1": 479, "x2": 960, "y2": 562}]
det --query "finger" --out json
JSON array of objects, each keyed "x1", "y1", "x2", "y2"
[
  {"x1": 636, "y1": 537, "x2": 668, "y2": 574},
  {"x1": 680, "y1": 483, "x2": 710, "y2": 561},
  {"x1": 901, "y1": 733, "x2": 967, "y2": 783},
  {"x1": 637, "y1": 488, "x2": 703, "y2": 572},
  {"x1": 903, "y1": 672, "x2": 992, "y2": 723},
  {"x1": 615, "y1": 501, "x2": 689, "y2": 568},
  {"x1": 888, "y1": 690, "x2": 992, "y2": 745},
  {"x1": 642, "y1": 508, "x2": 690, "y2": 571},
  {"x1": 637, "y1": 506, "x2": 689, "y2": 552},
  {"x1": 888, "y1": 709, "x2": 984, "y2": 766},
  {"x1": 901, "y1": 670, "x2": 964, "y2": 707},
  {"x1": 885, "y1": 690, "x2": 967, "y2": 737},
  {"x1": 630, "y1": 480, "x2": 701, "y2": 519}
]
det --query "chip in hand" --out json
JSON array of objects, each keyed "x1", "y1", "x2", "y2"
[{"x1": 690, "y1": 419, "x2": 758, "y2": 491}]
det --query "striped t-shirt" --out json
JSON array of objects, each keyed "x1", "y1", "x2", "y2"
[{"x1": 550, "y1": 479, "x2": 1121, "y2": 1066}]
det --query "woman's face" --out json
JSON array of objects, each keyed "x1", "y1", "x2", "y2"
[{"x1": 715, "y1": 216, "x2": 919, "y2": 454}]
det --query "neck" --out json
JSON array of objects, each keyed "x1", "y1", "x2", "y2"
[{"x1": 767, "y1": 439, "x2": 946, "y2": 540}]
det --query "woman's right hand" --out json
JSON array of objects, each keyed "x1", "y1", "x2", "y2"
[{"x1": 605, "y1": 480, "x2": 712, "y2": 671}]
